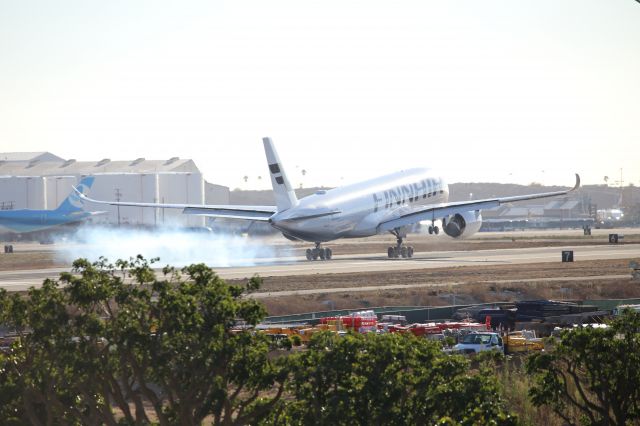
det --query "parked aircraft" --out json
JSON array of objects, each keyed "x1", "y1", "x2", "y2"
[
  {"x1": 0, "y1": 177, "x2": 102, "y2": 234},
  {"x1": 77, "y1": 138, "x2": 580, "y2": 260}
]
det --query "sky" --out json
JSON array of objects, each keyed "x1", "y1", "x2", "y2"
[{"x1": 1, "y1": 0, "x2": 639, "y2": 190}]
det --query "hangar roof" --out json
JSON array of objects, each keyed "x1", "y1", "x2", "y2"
[
  {"x1": 0, "y1": 155, "x2": 200, "y2": 176},
  {"x1": 544, "y1": 199, "x2": 581, "y2": 210},
  {"x1": 0, "y1": 152, "x2": 65, "y2": 163}
]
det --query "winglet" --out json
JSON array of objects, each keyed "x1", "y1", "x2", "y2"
[
  {"x1": 573, "y1": 173, "x2": 581, "y2": 191},
  {"x1": 72, "y1": 186, "x2": 85, "y2": 199},
  {"x1": 72, "y1": 186, "x2": 97, "y2": 204},
  {"x1": 55, "y1": 176, "x2": 95, "y2": 213}
]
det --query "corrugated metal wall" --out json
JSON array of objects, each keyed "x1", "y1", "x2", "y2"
[
  {"x1": 0, "y1": 176, "x2": 47, "y2": 209},
  {"x1": 0, "y1": 172, "x2": 212, "y2": 227}
]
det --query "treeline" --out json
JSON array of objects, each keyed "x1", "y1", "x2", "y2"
[{"x1": 1, "y1": 257, "x2": 639, "y2": 425}]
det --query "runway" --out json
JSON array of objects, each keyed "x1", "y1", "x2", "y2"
[{"x1": 1, "y1": 243, "x2": 639, "y2": 292}]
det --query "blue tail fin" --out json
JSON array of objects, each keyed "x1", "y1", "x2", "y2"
[{"x1": 55, "y1": 176, "x2": 95, "y2": 213}]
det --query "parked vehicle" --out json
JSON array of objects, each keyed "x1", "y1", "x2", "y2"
[
  {"x1": 503, "y1": 330, "x2": 544, "y2": 354},
  {"x1": 452, "y1": 332, "x2": 504, "y2": 355},
  {"x1": 614, "y1": 304, "x2": 640, "y2": 315}
]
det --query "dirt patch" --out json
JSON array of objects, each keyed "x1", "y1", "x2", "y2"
[
  {"x1": 231, "y1": 259, "x2": 634, "y2": 293},
  {"x1": 229, "y1": 259, "x2": 640, "y2": 315},
  {"x1": 258, "y1": 277, "x2": 640, "y2": 316},
  {"x1": 0, "y1": 251, "x2": 61, "y2": 271}
]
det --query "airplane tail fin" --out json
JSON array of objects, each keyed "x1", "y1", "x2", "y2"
[
  {"x1": 262, "y1": 137, "x2": 298, "y2": 211},
  {"x1": 55, "y1": 176, "x2": 95, "y2": 213}
]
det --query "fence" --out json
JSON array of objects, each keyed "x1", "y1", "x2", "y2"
[{"x1": 263, "y1": 298, "x2": 640, "y2": 325}]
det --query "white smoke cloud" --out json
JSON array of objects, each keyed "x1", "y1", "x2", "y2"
[{"x1": 56, "y1": 225, "x2": 289, "y2": 267}]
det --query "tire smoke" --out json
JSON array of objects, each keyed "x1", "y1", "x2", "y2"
[{"x1": 55, "y1": 225, "x2": 284, "y2": 267}]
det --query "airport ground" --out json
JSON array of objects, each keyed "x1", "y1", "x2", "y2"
[
  {"x1": 254, "y1": 258, "x2": 639, "y2": 315},
  {"x1": 1, "y1": 227, "x2": 639, "y2": 316}
]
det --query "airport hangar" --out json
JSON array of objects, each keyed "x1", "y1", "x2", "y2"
[{"x1": 0, "y1": 152, "x2": 229, "y2": 228}]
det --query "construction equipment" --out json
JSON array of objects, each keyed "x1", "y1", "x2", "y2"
[{"x1": 504, "y1": 330, "x2": 544, "y2": 354}]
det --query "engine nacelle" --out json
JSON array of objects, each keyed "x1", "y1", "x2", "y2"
[{"x1": 442, "y1": 211, "x2": 482, "y2": 239}]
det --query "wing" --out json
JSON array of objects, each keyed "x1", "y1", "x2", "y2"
[
  {"x1": 378, "y1": 174, "x2": 580, "y2": 233},
  {"x1": 74, "y1": 190, "x2": 276, "y2": 221}
]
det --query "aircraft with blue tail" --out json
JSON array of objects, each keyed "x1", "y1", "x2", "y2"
[{"x1": 0, "y1": 176, "x2": 103, "y2": 234}]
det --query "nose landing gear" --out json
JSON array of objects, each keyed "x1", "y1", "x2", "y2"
[
  {"x1": 305, "y1": 242, "x2": 333, "y2": 261},
  {"x1": 387, "y1": 236, "x2": 414, "y2": 259}
]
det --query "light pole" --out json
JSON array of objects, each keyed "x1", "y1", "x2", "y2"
[{"x1": 114, "y1": 188, "x2": 122, "y2": 226}]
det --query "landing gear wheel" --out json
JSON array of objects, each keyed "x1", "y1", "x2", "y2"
[
  {"x1": 388, "y1": 230, "x2": 414, "y2": 259},
  {"x1": 307, "y1": 243, "x2": 332, "y2": 261},
  {"x1": 428, "y1": 226, "x2": 434, "y2": 235},
  {"x1": 434, "y1": 226, "x2": 439, "y2": 235}
]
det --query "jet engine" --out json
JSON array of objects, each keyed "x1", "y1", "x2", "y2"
[{"x1": 442, "y1": 211, "x2": 482, "y2": 239}]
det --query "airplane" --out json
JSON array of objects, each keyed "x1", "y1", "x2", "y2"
[
  {"x1": 76, "y1": 138, "x2": 580, "y2": 261},
  {"x1": 0, "y1": 176, "x2": 102, "y2": 234}
]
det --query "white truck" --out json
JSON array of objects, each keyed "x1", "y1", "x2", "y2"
[{"x1": 452, "y1": 332, "x2": 504, "y2": 355}]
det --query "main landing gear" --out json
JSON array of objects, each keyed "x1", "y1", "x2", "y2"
[
  {"x1": 428, "y1": 221, "x2": 440, "y2": 235},
  {"x1": 306, "y1": 242, "x2": 333, "y2": 261},
  {"x1": 387, "y1": 236, "x2": 414, "y2": 259}
]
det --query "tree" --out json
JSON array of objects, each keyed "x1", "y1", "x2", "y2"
[
  {"x1": 268, "y1": 332, "x2": 516, "y2": 425},
  {"x1": 0, "y1": 256, "x2": 286, "y2": 425},
  {"x1": 526, "y1": 310, "x2": 640, "y2": 425},
  {"x1": 1, "y1": 257, "x2": 523, "y2": 425}
]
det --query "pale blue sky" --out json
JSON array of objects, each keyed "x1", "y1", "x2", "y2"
[{"x1": 1, "y1": 0, "x2": 638, "y2": 189}]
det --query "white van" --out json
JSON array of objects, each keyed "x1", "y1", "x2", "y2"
[{"x1": 452, "y1": 332, "x2": 504, "y2": 355}]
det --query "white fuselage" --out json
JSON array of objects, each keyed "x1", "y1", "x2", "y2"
[{"x1": 270, "y1": 168, "x2": 448, "y2": 242}]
